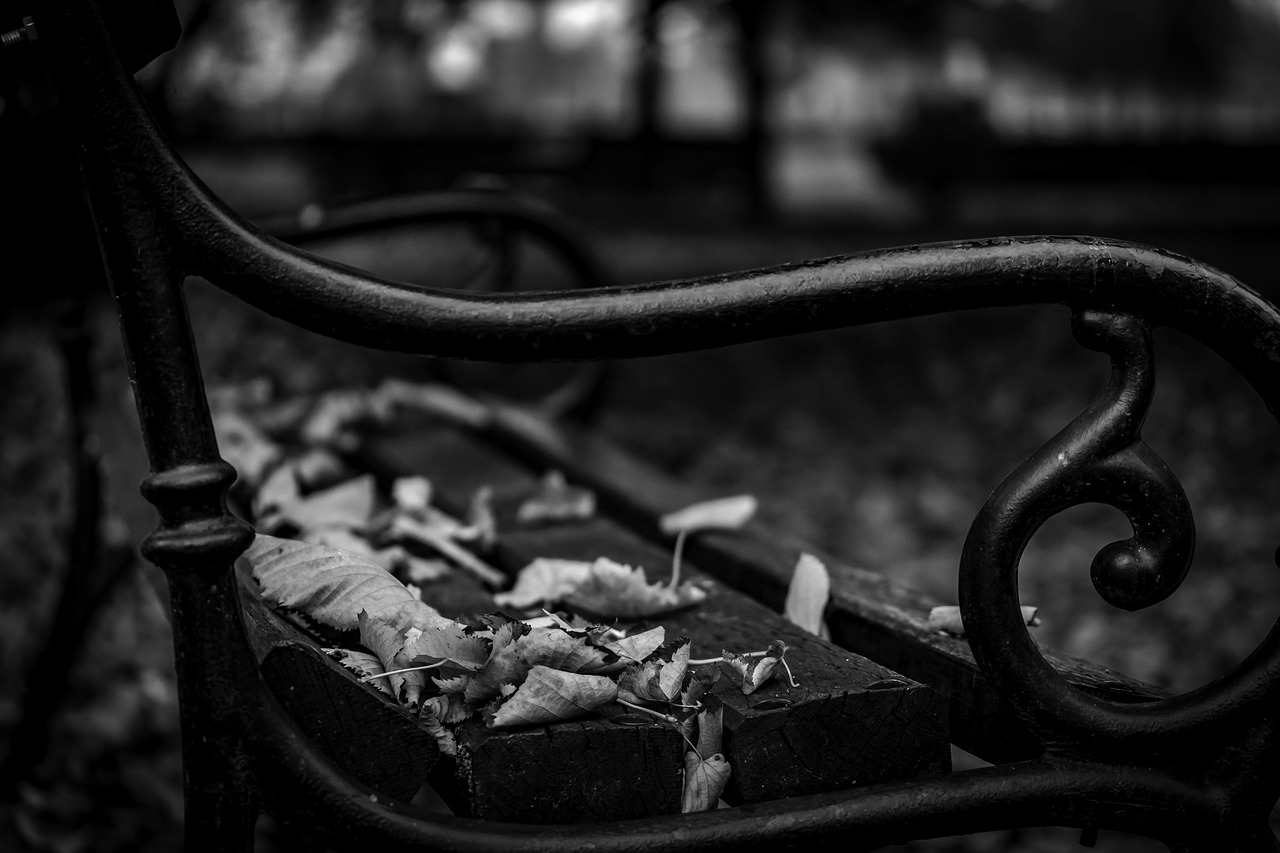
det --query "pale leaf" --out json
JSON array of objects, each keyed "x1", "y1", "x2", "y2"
[
  {"x1": 927, "y1": 605, "x2": 1041, "y2": 637},
  {"x1": 694, "y1": 696, "x2": 725, "y2": 761},
  {"x1": 783, "y1": 553, "x2": 831, "y2": 639},
  {"x1": 565, "y1": 559, "x2": 707, "y2": 619},
  {"x1": 598, "y1": 626, "x2": 666, "y2": 664},
  {"x1": 359, "y1": 608, "x2": 430, "y2": 707},
  {"x1": 246, "y1": 534, "x2": 450, "y2": 632},
  {"x1": 619, "y1": 638, "x2": 690, "y2": 704},
  {"x1": 259, "y1": 475, "x2": 377, "y2": 536},
  {"x1": 493, "y1": 559, "x2": 593, "y2": 610},
  {"x1": 290, "y1": 447, "x2": 352, "y2": 491},
  {"x1": 400, "y1": 625, "x2": 491, "y2": 673},
  {"x1": 214, "y1": 411, "x2": 282, "y2": 490},
  {"x1": 300, "y1": 389, "x2": 380, "y2": 451},
  {"x1": 487, "y1": 666, "x2": 618, "y2": 728},
  {"x1": 659, "y1": 495, "x2": 757, "y2": 536},
  {"x1": 681, "y1": 752, "x2": 731, "y2": 814},
  {"x1": 392, "y1": 477, "x2": 433, "y2": 514},
  {"x1": 324, "y1": 648, "x2": 393, "y2": 697},
  {"x1": 724, "y1": 640, "x2": 786, "y2": 695},
  {"x1": 515, "y1": 470, "x2": 596, "y2": 526}
]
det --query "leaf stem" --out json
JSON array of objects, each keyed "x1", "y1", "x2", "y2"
[
  {"x1": 780, "y1": 657, "x2": 800, "y2": 688},
  {"x1": 688, "y1": 650, "x2": 767, "y2": 666},
  {"x1": 361, "y1": 660, "x2": 448, "y2": 682},
  {"x1": 668, "y1": 529, "x2": 689, "y2": 590},
  {"x1": 616, "y1": 700, "x2": 704, "y2": 759}
]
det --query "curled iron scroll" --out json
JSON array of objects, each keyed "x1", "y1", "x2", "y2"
[{"x1": 959, "y1": 309, "x2": 1280, "y2": 766}]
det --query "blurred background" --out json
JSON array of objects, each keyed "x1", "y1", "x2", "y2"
[{"x1": 4, "y1": 0, "x2": 1280, "y2": 850}]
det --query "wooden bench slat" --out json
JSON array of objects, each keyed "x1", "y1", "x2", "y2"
[
  {"x1": 475, "y1": 404, "x2": 1169, "y2": 764},
  {"x1": 363, "y1": 424, "x2": 950, "y2": 816}
]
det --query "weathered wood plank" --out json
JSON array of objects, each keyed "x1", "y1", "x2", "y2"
[
  {"x1": 471, "y1": 404, "x2": 1170, "y2": 764},
  {"x1": 363, "y1": 424, "x2": 950, "y2": 810}
]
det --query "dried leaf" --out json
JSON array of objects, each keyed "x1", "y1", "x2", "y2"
[
  {"x1": 324, "y1": 648, "x2": 393, "y2": 697},
  {"x1": 724, "y1": 640, "x2": 786, "y2": 695},
  {"x1": 400, "y1": 624, "x2": 491, "y2": 673},
  {"x1": 214, "y1": 411, "x2": 282, "y2": 489},
  {"x1": 566, "y1": 559, "x2": 707, "y2": 619},
  {"x1": 695, "y1": 695, "x2": 725, "y2": 759},
  {"x1": 246, "y1": 534, "x2": 450, "y2": 632},
  {"x1": 927, "y1": 605, "x2": 1041, "y2": 637},
  {"x1": 387, "y1": 514, "x2": 507, "y2": 587},
  {"x1": 392, "y1": 477, "x2": 433, "y2": 514},
  {"x1": 681, "y1": 752, "x2": 731, "y2": 814},
  {"x1": 258, "y1": 475, "x2": 377, "y2": 536},
  {"x1": 659, "y1": 495, "x2": 757, "y2": 536},
  {"x1": 493, "y1": 559, "x2": 592, "y2": 610},
  {"x1": 619, "y1": 638, "x2": 690, "y2": 704},
  {"x1": 784, "y1": 553, "x2": 831, "y2": 639},
  {"x1": 459, "y1": 486, "x2": 497, "y2": 550},
  {"x1": 291, "y1": 447, "x2": 352, "y2": 491},
  {"x1": 516, "y1": 470, "x2": 596, "y2": 526},
  {"x1": 597, "y1": 626, "x2": 666, "y2": 664},
  {"x1": 359, "y1": 608, "x2": 430, "y2": 706},
  {"x1": 487, "y1": 666, "x2": 618, "y2": 728}
]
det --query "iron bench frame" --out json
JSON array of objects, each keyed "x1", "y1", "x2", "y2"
[{"x1": 28, "y1": 1, "x2": 1280, "y2": 849}]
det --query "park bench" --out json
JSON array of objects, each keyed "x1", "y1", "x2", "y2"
[{"x1": 16, "y1": 1, "x2": 1280, "y2": 850}]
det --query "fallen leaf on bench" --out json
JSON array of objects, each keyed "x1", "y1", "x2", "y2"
[
  {"x1": 784, "y1": 553, "x2": 831, "y2": 639},
  {"x1": 515, "y1": 470, "x2": 596, "y2": 526},
  {"x1": 214, "y1": 410, "x2": 282, "y2": 490},
  {"x1": 597, "y1": 626, "x2": 666, "y2": 664},
  {"x1": 486, "y1": 666, "x2": 618, "y2": 728},
  {"x1": 401, "y1": 624, "x2": 491, "y2": 674},
  {"x1": 695, "y1": 696, "x2": 725, "y2": 760},
  {"x1": 723, "y1": 640, "x2": 787, "y2": 695},
  {"x1": 681, "y1": 752, "x2": 731, "y2": 814},
  {"x1": 926, "y1": 605, "x2": 1041, "y2": 637},
  {"x1": 324, "y1": 648, "x2": 394, "y2": 697},
  {"x1": 300, "y1": 388, "x2": 391, "y2": 452},
  {"x1": 564, "y1": 559, "x2": 707, "y2": 619},
  {"x1": 619, "y1": 638, "x2": 690, "y2": 704},
  {"x1": 257, "y1": 475, "x2": 377, "y2": 536},
  {"x1": 391, "y1": 476, "x2": 433, "y2": 513},
  {"x1": 386, "y1": 514, "x2": 507, "y2": 587},
  {"x1": 247, "y1": 534, "x2": 453, "y2": 633},
  {"x1": 493, "y1": 558, "x2": 591, "y2": 609},
  {"x1": 659, "y1": 495, "x2": 757, "y2": 536},
  {"x1": 359, "y1": 608, "x2": 434, "y2": 706}
]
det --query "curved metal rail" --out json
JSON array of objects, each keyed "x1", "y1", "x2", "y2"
[{"x1": 39, "y1": 1, "x2": 1280, "y2": 850}]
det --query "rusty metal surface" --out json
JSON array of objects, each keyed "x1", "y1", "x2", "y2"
[{"x1": 31, "y1": 0, "x2": 1280, "y2": 849}]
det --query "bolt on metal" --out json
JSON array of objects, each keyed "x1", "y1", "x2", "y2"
[{"x1": 1, "y1": 16, "x2": 37, "y2": 50}]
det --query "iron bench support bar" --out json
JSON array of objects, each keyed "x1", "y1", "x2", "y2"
[{"x1": 38, "y1": 0, "x2": 1280, "y2": 848}]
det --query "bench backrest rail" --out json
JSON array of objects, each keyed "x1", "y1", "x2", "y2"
[{"x1": 37, "y1": 1, "x2": 1280, "y2": 850}]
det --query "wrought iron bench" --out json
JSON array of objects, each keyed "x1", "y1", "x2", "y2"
[{"x1": 27, "y1": 1, "x2": 1280, "y2": 849}]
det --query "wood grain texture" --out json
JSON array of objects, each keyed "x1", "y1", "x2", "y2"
[
  {"x1": 470, "y1": 404, "x2": 1170, "y2": 764},
  {"x1": 362, "y1": 424, "x2": 950, "y2": 810}
]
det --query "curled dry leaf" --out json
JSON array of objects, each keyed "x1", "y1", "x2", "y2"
[
  {"x1": 659, "y1": 495, "x2": 757, "y2": 536},
  {"x1": 515, "y1": 470, "x2": 596, "y2": 526},
  {"x1": 493, "y1": 559, "x2": 591, "y2": 610},
  {"x1": 214, "y1": 410, "x2": 282, "y2": 490},
  {"x1": 565, "y1": 559, "x2": 707, "y2": 620},
  {"x1": 619, "y1": 638, "x2": 690, "y2": 705},
  {"x1": 681, "y1": 752, "x2": 731, "y2": 814},
  {"x1": 324, "y1": 648, "x2": 393, "y2": 697},
  {"x1": 724, "y1": 640, "x2": 787, "y2": 695},
  {"x1": 256, "y1": 475, "x2": 377, "y2": 536},
  {"x1": 597, "y1": 626, "x2": 666, "y2": 665},
  {"x1": 927, "y1": 605, "x2": 1041, "y2": 637},
  {"x1": 487, "y1": 666, "x2": 619, "y2": 728},
  {"x1": 784, "y1": 553, "x2": 831, "y2": 640},
  {"x1": 694, "y1": 695, "x2": 725, "y2": 763}
]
